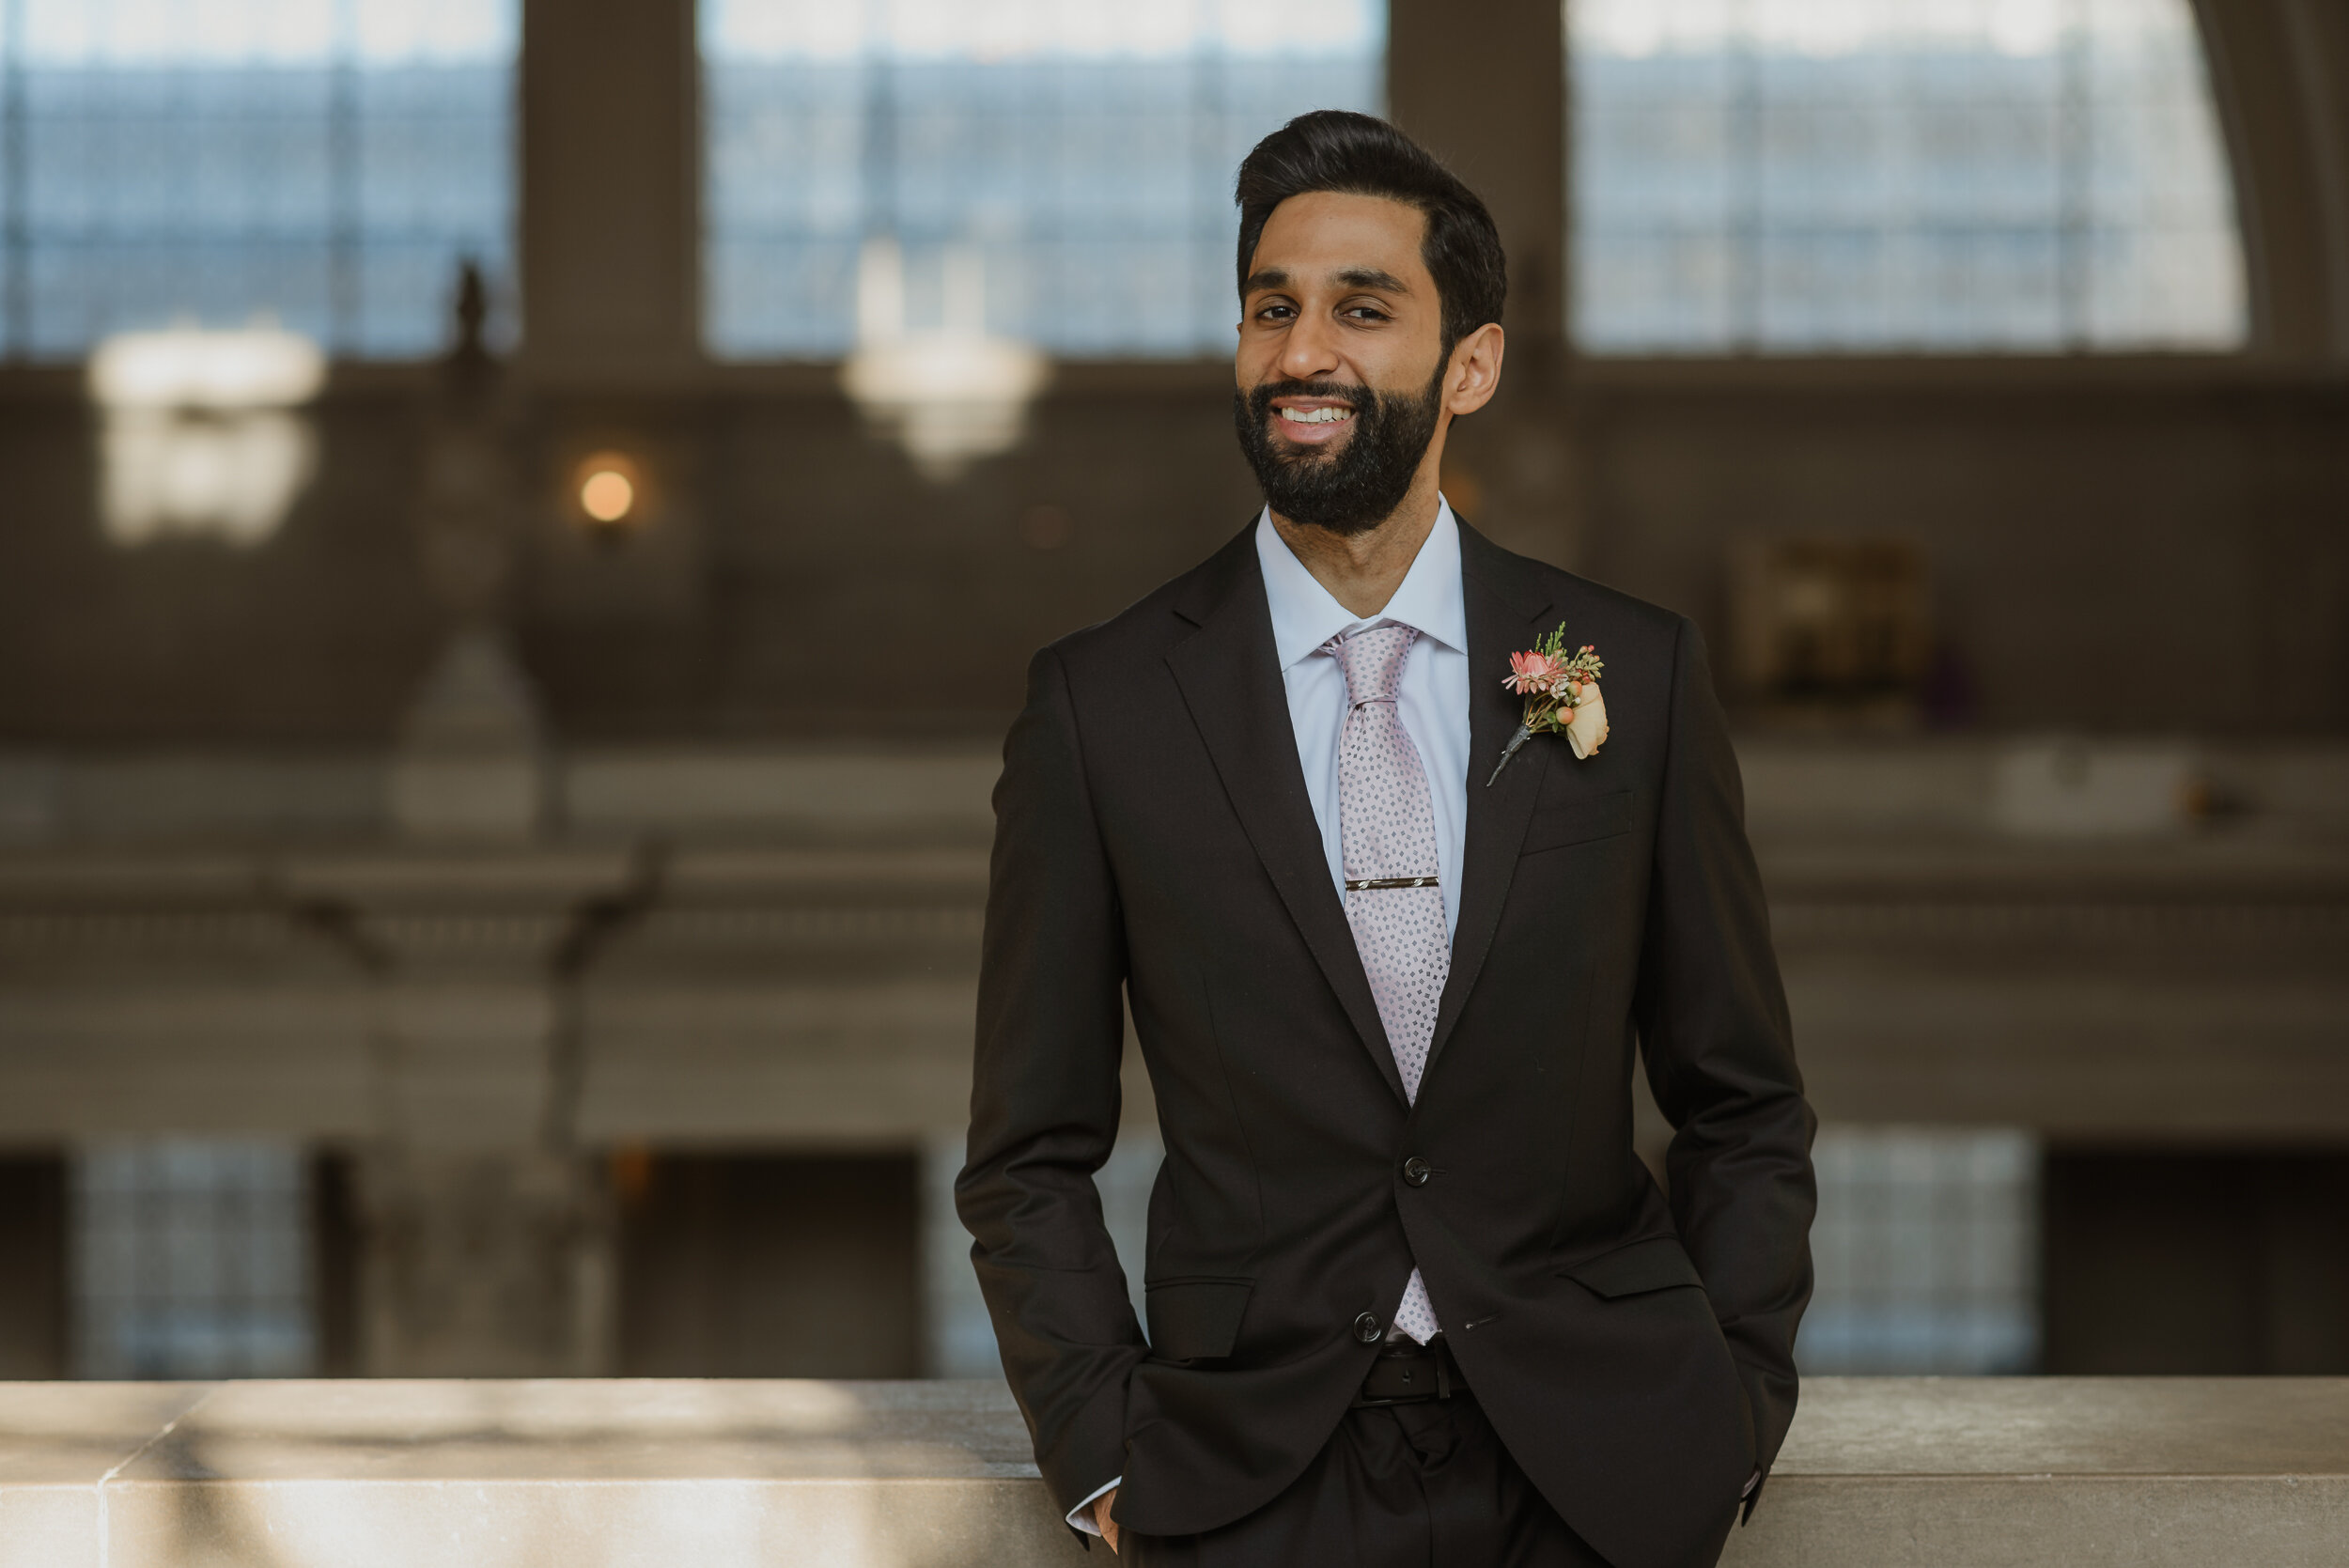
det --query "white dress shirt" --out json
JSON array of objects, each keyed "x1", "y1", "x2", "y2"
[{"x1": 1066, "y1": 501, "x2": 1471, "y2": 1538}]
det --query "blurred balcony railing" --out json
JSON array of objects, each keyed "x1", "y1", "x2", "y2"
[
  {"x1": 0, "y1": 736, "x2": 2344, "y2": 1145},
  {"x1": 2, "y1": 737, "x2": 2343, "y2": 1381}
]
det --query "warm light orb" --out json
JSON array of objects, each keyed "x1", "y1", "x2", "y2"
[
  {"x1": 571, "y1": 449, "x2": 646, "y2": 534},
  {"x1": 580, "y1": 467, "x2": 635, "y2": 523}
]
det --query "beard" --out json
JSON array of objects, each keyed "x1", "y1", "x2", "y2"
[{"x1": 1233, "y1": 363, "x2": 1445, "y2": 536}]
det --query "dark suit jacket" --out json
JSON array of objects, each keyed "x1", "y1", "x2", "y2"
[{"x1": 957, "y1": 518, "x2": 1815, "y2": 1568}]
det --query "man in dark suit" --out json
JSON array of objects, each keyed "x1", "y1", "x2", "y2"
[{"x1": 958, "y1": 111, "x2": 1815, "y2": 1568}]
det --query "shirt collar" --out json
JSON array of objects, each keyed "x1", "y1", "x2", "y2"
[{"x1": 1255, "y1": 498, "x2": 1467, "y2": 674}]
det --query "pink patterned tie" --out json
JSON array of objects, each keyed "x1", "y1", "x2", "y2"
[{"x1": 1326, "y1": 624, "x2": 1447, "y2": 1344}]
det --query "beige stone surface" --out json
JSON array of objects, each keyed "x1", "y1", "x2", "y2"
[
  {"x1": 0, "y1": 1487, "x2": 106, "y2": 1568},
  {"x1": 1730, "y1": 1378, "x2": 2349, "y2": 1568},
  {"x1": 5, "y1": 1378, "x2": 2346, "y2": 1566},
  {"x1": 0, "y1": 1383, "x2": 217, "y2": 1568},
  {"x1": 1774, "y1": 1376, "x2": 2349, "y2": 1476},
  {"x1": 0, "y1": 1381, "x2": 217, "y2": 1484},
  {"x1": 4, "y1": 1380, "x2": 1082, "y2": 1568},
  {"x1": 1721, "y1": 1476, "x2": 2349, "y2": 1568},
  {"x1": 99, "y1": 1477, "x2": 1082, "y2": 1568},
  {"x1": 117, "y1": 1380, "x2": 1044, "y2": 1483}
]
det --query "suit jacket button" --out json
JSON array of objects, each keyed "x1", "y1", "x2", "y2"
[
  {"x1": 1403, "y1": 1157, "x2": 1433, "y2": 1187},
  {"x1": 1353, "y1": 1312, "x2": 1382, "y2": 1343}
]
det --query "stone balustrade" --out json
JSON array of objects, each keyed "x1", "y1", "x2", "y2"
[{"x1": 3, "y1": 1377, "x2": 2343, "y2": 1566}]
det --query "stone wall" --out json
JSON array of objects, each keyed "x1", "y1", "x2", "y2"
[{"x1": 4, "y1": 361, "x2": 2345, "y2": 746}]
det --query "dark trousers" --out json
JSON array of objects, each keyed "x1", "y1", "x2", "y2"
[{"x1": 1123, "y1": 1390, "x2": 1615, "y2": 1568}]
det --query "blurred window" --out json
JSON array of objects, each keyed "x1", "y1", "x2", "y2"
[
  {"x1": 1725, "y1": 535, "x2": 1935, "y2": 722},
  {"x1": 1569, "y1": 0, "x2": 2248, "y2": 352},
  {"x1": 1797, "y1": 1126, "x2": 2040, "y2": 1374},
  {"x1": 701, "y1": 0, "x2": 1386, "y2": 360},
  {"x1": 0, "y1": 0, "x2": 515, "y2": 360},
  {"x1": 70, "y1": 1139, "x2": 315, "y2": 1379}
]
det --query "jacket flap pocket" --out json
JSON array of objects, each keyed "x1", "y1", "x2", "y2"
[
  {"x1": 1145, "y1": 1277, "x2": 1252, "y2": 1361},
  {"x1": 1560, "y1": 1236, "x2": 1703, "y2": 1299},
  {"x1": 1522, "y1": 789, "x2": 1633, "y2": 857}
]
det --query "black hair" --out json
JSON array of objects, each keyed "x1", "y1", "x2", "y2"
[{"x1": 1235, "y1": 110, "x2": 1505, "y2": 355}]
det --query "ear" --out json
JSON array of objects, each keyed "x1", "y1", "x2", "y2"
[{"x1": 1443, "y1": 323, "x2": 1505, "y2": 417}]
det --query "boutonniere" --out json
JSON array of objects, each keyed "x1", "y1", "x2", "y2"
[{"x1": 1486, "y1": 626, "x2": 1607, "y2": 785}]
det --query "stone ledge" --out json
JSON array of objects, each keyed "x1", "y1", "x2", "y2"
[{"x1": 0, "y1": 1378, "x2": 2342, "y2": 1567}]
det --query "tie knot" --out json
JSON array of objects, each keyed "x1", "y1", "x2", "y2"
[{"x1": 1325, "y1": 623, "x2": 1418, "y2": 707}]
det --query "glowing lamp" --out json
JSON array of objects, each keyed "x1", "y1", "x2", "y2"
[
  {"x1": 841, "y1": 239, "x2": 1050, "y2": 480},
  {"x1": 571, "y1": 451, "x2": 646, "y2": 534}
]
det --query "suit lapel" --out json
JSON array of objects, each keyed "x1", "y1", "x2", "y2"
[
  {"x1": 1166, "y1": 528, "x2": 1410, "y2": 1107},
  {"x1": 1428, "y1": 522, "x2": 1557, "y2": 1072}
]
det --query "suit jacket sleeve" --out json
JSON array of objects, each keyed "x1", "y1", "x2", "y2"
[
  {"x1": 1632, "y1": 616, "x2": 1818, "y2": 1496},
  {"x1": 957, "y1": 644, "x2": 1146, "y2": 1520}
]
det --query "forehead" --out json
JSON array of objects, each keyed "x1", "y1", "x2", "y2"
[{"x1": 1248, "y1": 191, "x2": 1430, "y2": 291}]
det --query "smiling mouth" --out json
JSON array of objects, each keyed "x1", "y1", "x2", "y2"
[{"x1": 1277, "y1": 405, "x2": 1353, "y2": 427}]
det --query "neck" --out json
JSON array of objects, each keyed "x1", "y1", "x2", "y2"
[{"x1": 1268, "y1": 459, "x2": 1446, "y2": 619}]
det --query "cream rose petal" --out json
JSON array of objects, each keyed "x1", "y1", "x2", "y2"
[{"x1": 1565, "y1": 684, "x2": 1609, "y2": 759}]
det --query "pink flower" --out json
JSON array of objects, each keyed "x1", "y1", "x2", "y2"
[{"x1": 1505, "y1": 649, "x2": 1568, "y2": 695}]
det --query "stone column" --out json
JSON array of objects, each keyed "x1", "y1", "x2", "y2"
[
  {"x1": 295, "y1": 838, "x2": 650, "y2": 1378},
  {"x1": 1384, "y1": 0, "x2": 1580, "y2": 567},
  {"x1": 313, "y1": 250, "x2": 648, "y2": 1376},
  {"x1": 1387, "y1": 0, "x2": 1566, "y2": 365},
  {"x1": 2190, "y1": 0, "x2": 2349, "y2": 359},
  {"x1": 520, "y1": 0, "x2": 701, "y2": 383},
  {"x1": 335, "y1": 588, "x2": 645, "y2": 1375},
  {"x1": 352, "y1": 1137, "x2": 611, "y2": 1378}
]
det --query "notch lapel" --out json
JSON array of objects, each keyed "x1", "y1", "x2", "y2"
[
  {"x1": 1427, "y1": 523, "x2": 1556, "y2": 1072},
  {"x1": 1165, "y1": 532, "x2": 1409, "y2": 1107}
]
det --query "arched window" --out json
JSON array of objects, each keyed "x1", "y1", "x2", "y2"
[
  {"x1": 1569, "y1": 0, "x2": 2248, "y2": 352},
  {"x1": 702, "y1": 1, "x2": 1385, "y2": 360},
  {"x1": 0, "y1": 1, "x2": 517, "y2": 360}
]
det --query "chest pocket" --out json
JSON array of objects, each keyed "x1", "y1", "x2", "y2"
[{"x1": 1521, "y1": 788, "x2": 1634, "y2": 858}]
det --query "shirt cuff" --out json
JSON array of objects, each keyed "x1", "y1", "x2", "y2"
[
  {"x1": 1067, "y1": 1476, "x2": 1122, "y2": 1536},
  {"x1": 1743, "y1": 1468, "x2": 1761, "y2": 1497}
]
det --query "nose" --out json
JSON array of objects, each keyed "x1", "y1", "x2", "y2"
[{"x1": 1278, "y1": 311, "x2": 1344, "y2": 383}]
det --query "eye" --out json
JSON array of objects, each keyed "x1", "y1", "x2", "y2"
[
  {"x1": 1342, "y1": 303, "x2": 1392, "y2": 324},
  {"x1": 1253, "y1": 302, "x2": 1297, "y2": 324}
]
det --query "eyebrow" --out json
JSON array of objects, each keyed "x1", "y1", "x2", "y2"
[{"x1": 1240, "y1": 265, "x2": 1414, "y2": 296}]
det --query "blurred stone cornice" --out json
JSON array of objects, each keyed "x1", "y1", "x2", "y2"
[{"x1": 0, "y1": 737, "x2": 2342, "y2": 1146}]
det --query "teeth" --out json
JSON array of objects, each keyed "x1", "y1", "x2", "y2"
[{"x1": 1279, "y1": 406, "x2": 1352, "y2": 425}]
